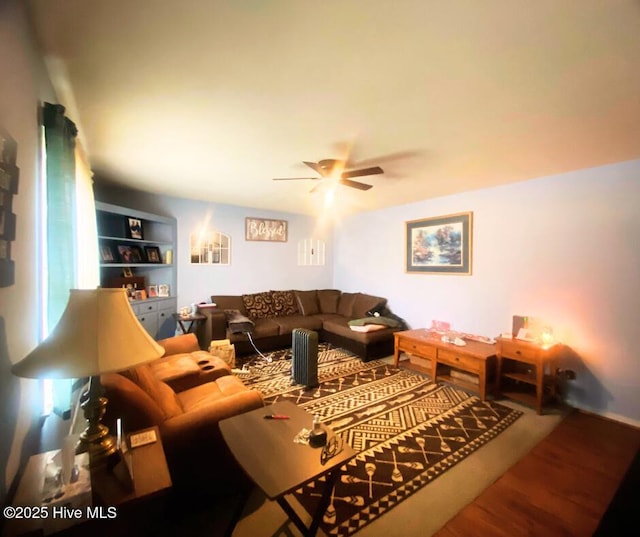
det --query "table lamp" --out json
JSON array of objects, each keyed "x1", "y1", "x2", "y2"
[{"x1": 12, "y1": 288, "x2": 165, "y2": 459}]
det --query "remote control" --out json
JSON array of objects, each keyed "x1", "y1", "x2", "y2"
[{"x1": 129, "y1": 429, "x2": 157, "y2": 448}]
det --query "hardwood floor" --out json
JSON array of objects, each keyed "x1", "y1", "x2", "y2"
[{"x1": 433, "y1": 410, "x2": 640, "y2": 537}]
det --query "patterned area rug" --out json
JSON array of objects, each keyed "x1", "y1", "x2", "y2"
[{"x1": 239, "y1": 344, "x2": 522, "y2": 537}]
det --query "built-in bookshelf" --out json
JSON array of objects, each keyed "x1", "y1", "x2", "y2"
[{"x1": 96, "y1": 201, "x2": 177, "y2": 339}]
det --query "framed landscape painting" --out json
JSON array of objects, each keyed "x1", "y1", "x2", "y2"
[{"x1": 405, "y1": 212, "x2": 472, "y2": 274}]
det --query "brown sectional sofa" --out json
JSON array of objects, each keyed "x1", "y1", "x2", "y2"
[{"x1": 196, "y1": 289, "x2": 403, "y2": 361}]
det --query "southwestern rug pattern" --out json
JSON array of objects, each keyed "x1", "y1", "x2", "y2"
[{"x1": 239, "y1": 345, "x2": 522, "y2": 537}]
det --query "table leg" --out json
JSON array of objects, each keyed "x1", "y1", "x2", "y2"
[
  {"x1": 308, "y1": 469, "x2": 341, "y2": 536},
  {"x1": 393, "y1": 338, "x2": 400, "y2": 367},
  {"x1": 224, "y1": 483, "x2": 253, "y2": 537},
  {"x1": 275, "y1": 468, "x2": 341, "y2": 537}
]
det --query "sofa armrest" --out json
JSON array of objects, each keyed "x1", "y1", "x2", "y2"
[
  {"x1": 195, "y1": 308, "x2": 228, "y2": 348},
  {"x1": 157, "y1": 333, "x2": 200, "y2": 356}
]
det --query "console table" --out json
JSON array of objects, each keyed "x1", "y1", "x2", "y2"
[{"x1": 394, "y1": 329, "x2": 497, "y2": 401}]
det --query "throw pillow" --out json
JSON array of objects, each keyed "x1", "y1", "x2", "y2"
[
  {"x1": 271, "y1": 290, "x2": 299, "y2": 316},
  {"x1": 352, "y1": 293, "x2": 387, "y2": 319},
  {"x1": 294, "y1": 290, "x2": 320, "y2": 316},
  {"x1": 337, "y1": 292, "x2": 358, "y2": 317},
  {"x1": 242, "y1": 292, "x2": 275, "y2": 318},
  {"x1": 316, "y1": 289, "x2": 341, "y2": 314}
]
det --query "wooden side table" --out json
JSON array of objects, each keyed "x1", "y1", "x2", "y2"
[
  {"x1": 496, "y1": 337, "x2": 560, "y2": 414},
  {"x1": 172, "y1": 312, "x2": 206, "y2": 335},
  {"x1": 7, "y1": 426, "x2": 172, "y2": 536}
]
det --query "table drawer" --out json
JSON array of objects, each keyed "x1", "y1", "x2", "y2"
[
  {"x1": 398, "y1": 339, "x2": 437, "y2": 359},
  {"x1": 138, "y1": 300, "x2": 158, "y2": 314},
  {"x1": 438, "y1": 348, "x2": 481, "y2": 373},
  {"x1": 499, "y1": 340, "x2": 538, "y2": 362}
]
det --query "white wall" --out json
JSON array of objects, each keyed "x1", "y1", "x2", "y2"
[
  {"x1": 166, "y1": 196, "x2": 334, "y2": 307},
  {"x1": 333, "y1": 160, "x2": 640, "y2": 425},
  {"x1": 0, "y1": 0, "x2": 57, "y2": 503}
]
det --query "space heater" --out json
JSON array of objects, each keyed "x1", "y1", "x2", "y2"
[{"x1": 291, "y1": 328, "x2": 319, "y2": 387}]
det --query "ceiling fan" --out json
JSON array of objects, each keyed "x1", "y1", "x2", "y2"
[{"x1": 273, "y1": 159, "x2": 384, "y2": 191}]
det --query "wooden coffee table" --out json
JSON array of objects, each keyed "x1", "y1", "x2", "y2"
[
  {"x1": 219, "y1": 401, "x2": 356, "y2": 537},
  {"x1": 394, "y1": 329, "x2": 497, "y2": 400}
]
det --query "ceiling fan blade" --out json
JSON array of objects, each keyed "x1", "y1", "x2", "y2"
[
  {"x1": 347, "y1": 151, "x2": 421, "y2": 168},
  {"x1": 341, "y1": 166, "x2": 384, "y2": 179},
  {"x1": 273, "y1": 177, "x2": 321, "y2": 181},
  {"x1": 339, "y1": 178, "x2": 373, "y2": 191},
  {"x1": 303, "y1": 161, "x2": 321, "y2": 173}
]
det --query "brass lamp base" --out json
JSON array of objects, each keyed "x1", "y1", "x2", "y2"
[{"x1": 76, "y1": 376, "x2": 117, "y2": 460}]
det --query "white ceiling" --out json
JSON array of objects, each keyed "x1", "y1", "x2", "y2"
[{"x1": 26, "y1": 0, "x2": 640, "y2": 216}]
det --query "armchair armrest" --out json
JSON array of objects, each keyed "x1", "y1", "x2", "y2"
[
  {"x1": 157, "y1": 333, "x2": 200, "y2": 356},
  {"x1": 159, "y1": 389, "x2": 264, "y2": 449}
]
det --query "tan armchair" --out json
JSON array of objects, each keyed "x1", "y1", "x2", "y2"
[{"x1": 101, "y1": 353, "x2": 263, "y2": 488}]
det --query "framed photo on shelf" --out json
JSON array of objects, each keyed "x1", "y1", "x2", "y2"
[
  {"x1": 100, "y1": 244, "x2": 115, "y2": 263},
  {"x1": 134, "y1": 289, "x2": 147, "y2": 300},
  {"x1": 148, "y1": 285, "x2": 158, "y2": 298},
  {"x1": 405, "y1": 212, "x2": 473, "y2": 275},
  {"x1": 144, "y1": 246, "x2": 162, "y2": 263},
  {"x1": 125, "y1": 216, "x2": 143, "y2": 240},
  {"x1": 117, "y1": 245, "x2": 143, "y2": 264},
  {"x1": 122, "y1": 267, "x2": 133, "y2": 277},
  {"x1": 158, "y1": 284, "x2": 170, "y2": 297}
]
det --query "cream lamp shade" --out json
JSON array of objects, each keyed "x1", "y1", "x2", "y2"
[
  {"x1": 12, "y1": 288, "x2": 165, "y2": 379},
  {"x1": 12, "y1": 287, "x2": 166, "y2": 459}
]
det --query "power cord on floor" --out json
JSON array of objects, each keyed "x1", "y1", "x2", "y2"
[{"x1": 245, "y1": 331, "x2": 272, "y2": 364}]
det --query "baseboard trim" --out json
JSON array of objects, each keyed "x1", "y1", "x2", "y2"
[{"x1": 571, "y1": 403, "x2": 640, "y2": 429}]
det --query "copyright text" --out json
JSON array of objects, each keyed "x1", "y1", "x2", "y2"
[{"x1": 3, "y1": 506, "x2": 117, "y2": 520}]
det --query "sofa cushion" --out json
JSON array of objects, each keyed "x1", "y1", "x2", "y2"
[
  {"x1": 317, "y1": 289, "x2": 341, "y2": 314},
  {"x1": 151, "y1": 355, "x2": 200, "y2": 382},
  {"x1": 242, "y1": 291, "x2": 275, "y2": 318},
  {"x1": 101, "y1": 373, "x2": 165, "y2": 430},
  {"x1": 127, "y1": 364, "x2": 183, "y2": 419},
  {"x1": 271, "y1": 290, "x2": 299, "y2": 316},
  {"x1": 352, "y1": 293, "x2": 387, "y2": 319},
  {"x1": 294, "y1": 290, "x2": 320, "y2": 316},
  {"x1": 244, "y1": 317, "x2": 280, "y2": 339},
  {"x1": 337, "y1": 292, "x2": 358, "y2": 317},
  {"x1": 323, "y1": 317, "x2": 399, "y2": 344},
  {"x1": 271, "y1": 314, "x2": 323, "y2": 335},
  {"x1": 212, "y1": 295, "x2": 247, "y2": 315},
  {"x1": 177, "y1": 381, "x2": 223, "y2": 411}
]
